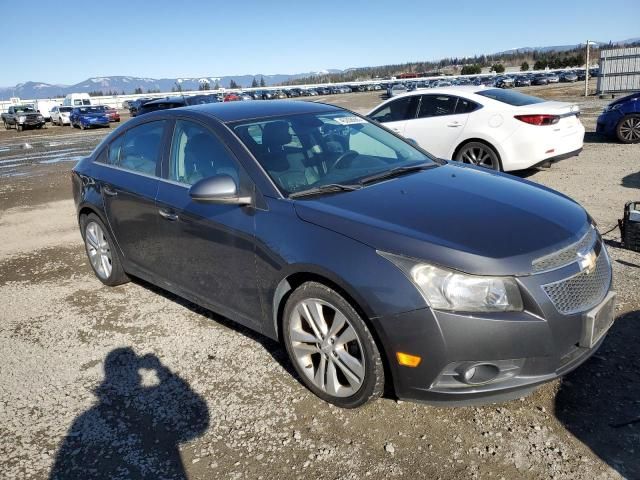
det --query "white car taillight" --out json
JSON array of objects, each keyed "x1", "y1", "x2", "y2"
[{"x1": 514, "y1": 114, "x2": 560, "y2": 126}]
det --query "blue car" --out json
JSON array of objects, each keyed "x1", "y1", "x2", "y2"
[
  {"x1": 596, "y1": 91, "x2": 640, "y2": 143},
  {"x1": 70, "y1": 106, "x2": 110, "y2": 130}
]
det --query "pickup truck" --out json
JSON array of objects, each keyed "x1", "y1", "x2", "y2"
[{"x1": 2, "y1": 105, "x2": 46, "y2": 131}]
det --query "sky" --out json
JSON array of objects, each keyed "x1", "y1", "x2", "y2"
[{"x1": 2, "y1": 0, "x2": 638, "y2": 86}]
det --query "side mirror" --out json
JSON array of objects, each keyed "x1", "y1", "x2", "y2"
[{"x1": 189, "y1": 175, "x2": 252, "y2": 206}]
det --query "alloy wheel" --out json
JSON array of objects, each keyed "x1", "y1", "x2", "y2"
[
  {"x1": 457, "y1": 143, "x2": 500, "y2": 170},
  {"x1": 288, "y1": 299, "x2": 365, "y2": 397},
  {"x1": 619, "y1": 117, "x2": 640, "y2": 142},
  {"x1": 84, "y1": 221, "x2": 112, "y2": 279}
]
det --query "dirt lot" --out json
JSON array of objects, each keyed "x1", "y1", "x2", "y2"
[{"x1": 1, "y1": 83, "x2": 639, "y2": 480}]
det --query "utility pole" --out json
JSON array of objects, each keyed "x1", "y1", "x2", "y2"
[{"x1": 584, "y1": 40, "x2": 590, "y2": 97}]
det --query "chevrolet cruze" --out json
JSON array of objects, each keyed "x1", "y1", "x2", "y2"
[{"x1": 72, "y1": 100, "x2": 615, "y2": 408}]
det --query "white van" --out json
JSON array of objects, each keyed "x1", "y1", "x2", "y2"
[
  {"x1": 33, "y1": 99, "x2": 61, "y2": 121},
  {"x1": 63, "y1": 93, "x2": 92, "y2": 107}
]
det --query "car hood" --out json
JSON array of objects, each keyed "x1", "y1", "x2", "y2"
[
  {"x1": 293, "y1": 163, "x2": 590, "y2": 276},
  {"x1": 79, "y1": 113, "x2": 108, "y2": 119},
  {"x1": 609, "y1": 92, "x2": 639, "y2": 107}
]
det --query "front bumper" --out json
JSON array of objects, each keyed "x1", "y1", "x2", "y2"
[
  {"x1": 596, "y1": 111, "x2": 621, "y2": 137},
  {"x1": 373, "y1": 257, "x2": 615, "y2": 406},
  {"x1": 19, "y1": 119, "x2": 45, "y2": 127}
]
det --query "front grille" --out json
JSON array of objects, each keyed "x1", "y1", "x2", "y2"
[
  {"x1": 532, "y1": 228, "x2": 597, "y2": 273},
  {"x1": 542, "y1": 250, "x2": 611, "y2": 315}
]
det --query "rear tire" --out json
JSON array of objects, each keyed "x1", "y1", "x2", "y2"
[
  {"x1": 282, "y1": 282, "x2": 384, "y2": 408},
  {"x1": 16, "y1": 124, "x2": 22, "y2": 132},
  {"x1": 455, "y1": 141, "x2": 502, "y2": 171},
  {"x1": 80, "y1": 213, "x2": 129, "y2": 286},
  {"x1": 616, "y1": 114, "x2": 640, "y2": 144},
  {"x1": 3, "y1": 120, "x2": 8, "y2": 130}
]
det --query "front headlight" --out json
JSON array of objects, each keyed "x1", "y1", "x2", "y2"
[
  {"x1": 37, "y1": 115, "x2": 43, "y2": 120},
  {"x1": 379, "y1": 252, "x2": 523, "y2": 312},
  {"x1": 18, "y1": 116, "x2": 26, "y2": 122}
]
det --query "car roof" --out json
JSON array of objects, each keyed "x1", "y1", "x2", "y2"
[
  {"x1": 145, "y1": 96, "x2": 185, "y2": 105},
  {"x1": 398, "y1": 85, "x2": 487, "y2": 97},
  {"x1": 182, "y1": 99, "x2": 341, "y2": 123}
]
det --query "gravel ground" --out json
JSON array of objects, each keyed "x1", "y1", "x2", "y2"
[{"x1": 0, "y1": 83, "x2": 639, "y2": 480}]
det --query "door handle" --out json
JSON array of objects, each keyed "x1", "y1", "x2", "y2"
[
  {"x1": 158, "y1": 209, "x2": 179, "y2": 221},
  {"x1": 103, "y1": 185, "x2": 118, "y2": 196},
  {"x1": 447, "y1": 122, "x2": 462, "y2": 127}
]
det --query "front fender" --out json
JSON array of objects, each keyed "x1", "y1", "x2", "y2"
[{"x1": 256, "y1": 198, "x2": 427, "y2": 340}]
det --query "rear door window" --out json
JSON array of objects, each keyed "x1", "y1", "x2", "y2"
[
  {"x1": 117, "y1": 121, "x2": 167, "y2": 176},
  {"x1": 418, "y1": 95, "x2": 458, "y2": 118},
  {"x1": 454, "y1": 98, "x2": 480, "y2": 114}
]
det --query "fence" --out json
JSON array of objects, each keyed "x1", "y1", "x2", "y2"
[{"x1": 597, "y1": 47, "x2": 640, "y2": 94}]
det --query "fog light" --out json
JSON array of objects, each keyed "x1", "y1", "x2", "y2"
[
  {"x1": 396, "y1": 352, "x2": 422, "y2": 368},
  {"x1": 460, "y1": 363, "x2": 500, "y2": 385}
]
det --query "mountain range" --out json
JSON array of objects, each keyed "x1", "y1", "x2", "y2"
[
  {"x1": 3, "y1": 37, "x2": 639, "y2": 100},
  {"x1": 495, "y1": 37, "x2": 640, "y2": 55},
  {"x1": 0, "y1": 71, "x2": 343, "y2": 100}
]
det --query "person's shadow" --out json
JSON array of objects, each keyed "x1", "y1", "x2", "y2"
[{"x1": 49, "y1": 348, "x2": 209, "y2": 479}]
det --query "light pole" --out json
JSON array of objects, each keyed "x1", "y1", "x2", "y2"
[{"x1": 584, "y1": 40, "x2": 596, "y2": 97}]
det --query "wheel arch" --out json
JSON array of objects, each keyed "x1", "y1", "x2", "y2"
[
  {"x1": 272, "y1": 269, "x2": 375, "y2": 342},
  {"x1": 272, "y1": 269, "x2": 394, "y2": 395}
]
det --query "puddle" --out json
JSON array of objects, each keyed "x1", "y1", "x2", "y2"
[{"x1": 39, "y1": 155, "x2": 85, "y2": 165}]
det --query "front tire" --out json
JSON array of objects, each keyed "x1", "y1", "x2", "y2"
[
  {"x1": 80, "y1": 213, "x2": 129, "y2": 286},
  {"x1": 282, "y1": 282, "x2": 384, "y2": 408},
  {"x1": 616, "y1": 114, "x2": 640, "y2": 144},
  {"x1": 455, "y1": 141, "x2": 502, "y2": 171}
]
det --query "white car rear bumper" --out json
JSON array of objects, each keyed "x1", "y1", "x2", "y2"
[{"x1": 499, "y1": 120, "x2": 585, "y2": 171}]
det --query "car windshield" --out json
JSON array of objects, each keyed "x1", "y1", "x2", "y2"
[
  {"x1": 15, "y1": 106, "x2": 36, "y2": 113},
  {"x1": 475, "y1": 88, "x2": 546, "y2": 106},
  {"x1": 77, "y1": 106, "x2": 102, "y2": 113},
  {"x1": 232, "y1": 111, "x2": 436, "y2": 196},
  {"x1": 60, "y1": 107, "x2": 73, "y2": 112}
]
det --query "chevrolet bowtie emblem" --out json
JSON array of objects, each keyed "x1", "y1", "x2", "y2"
[{"x1": 577, "y1": 248, "x2": 597, "y2": 274}]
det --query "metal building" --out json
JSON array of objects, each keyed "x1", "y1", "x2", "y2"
[{"x1": 597, "y1": 46, "x2": 640, "y2": 94}]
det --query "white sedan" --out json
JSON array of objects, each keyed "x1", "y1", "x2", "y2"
[
  {"x1": 367, "y1": 86, "x2": 585, "y2": 171},
  {"x1": 50, "y1": 106, "x2": 73, "y2": 126}
]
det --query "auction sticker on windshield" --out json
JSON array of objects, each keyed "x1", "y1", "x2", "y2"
[{"x1": 334, "y1": 116, "x2": 367, "y2": 125}]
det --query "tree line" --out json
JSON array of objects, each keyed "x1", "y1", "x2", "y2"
[{"x1": 281, "y1": 42, "x2": 639, "y2": 85}]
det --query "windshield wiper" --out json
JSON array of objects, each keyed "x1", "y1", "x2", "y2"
[
  {"x1": 358, "y1": 162, "x2": 435, "y2": 185},
  {"x1": 288, "y1": 183, "x2": 361, "y2": 199}
]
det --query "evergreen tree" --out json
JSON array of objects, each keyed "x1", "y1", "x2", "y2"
[
  {"x1": 461, "y1": 64, "x2": 481, "y2": 75},
  {"x1": 259, "y1": 76, "x2": 266, "y2": 87},
  {"x1": 520, "y1": 61, "x2": 529, "y2": 71},
  {"x1": 134, "y1": 87, "x2": 143, "y2": 95},
  {"x1": 491, "y1": 63, "x2": 505, "y2": 73},
  {"x1": 251, "y1": 77, "x2": 258, "y2": 88},
  {"x1": 229, "y1": 79, "x2": 239, "y2": 89}
]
